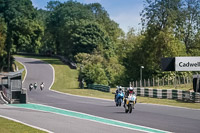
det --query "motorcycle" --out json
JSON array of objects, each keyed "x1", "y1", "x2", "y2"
[
  {"x1": 124, "y1": 93, "x2": 136, "y2": 113},
  {"x1": 115, "y1": 91, "x2": 124, "y2": 106},
  {"x1": 29, "y1": 84, "x2": 33, "y2": 91}
]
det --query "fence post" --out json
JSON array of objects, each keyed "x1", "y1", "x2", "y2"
[
  {"x1": 162, "y1": 78, "x2": 164, "y2": 86},
  {"x1": 144, "y1": 79, "x2": 146, "y2": 87},
  {"x1": 133, "y1": 81, "x2": 134, "y2": 87},
  {"x1": 136, "y1": 81, "x2": 138, "y2": 87},
  {"x1": 184, "y1": 76, "x2": 186, "y2": 87},
  {"x1": 158, "y1": 78, "x2": 159, "y2": 86},
  {"x1": 148, "y1": 78, "x2": 150, "y2": 87},
  {"x1": 168, "y1": 75, "x2": 169, "y2": 85},
  {"x1": 153, "y1": 78, "x2": 154, "y2": 87}
]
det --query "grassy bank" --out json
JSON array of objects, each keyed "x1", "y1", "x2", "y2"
[
  {"x1": 151, "y1": 84, "x2": 193, "y2": 91},
  {"x1": 15, "y1": 61, "x2": 26, "y2": 80},
  {"x1": 0, "y1": 117, "x2": 47, "y2": 133},
  {"x1": 15, "y1": 55, "x2": 200, "y2": 109}
]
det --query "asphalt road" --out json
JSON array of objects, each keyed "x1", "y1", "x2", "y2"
[{"x1": 1, "y1": 57, "x2": 200, "y2": 133}]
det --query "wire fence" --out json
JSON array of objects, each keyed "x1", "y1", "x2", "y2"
[{"x1": 131, "y1": 76, "x2": 193, "y2": 88}]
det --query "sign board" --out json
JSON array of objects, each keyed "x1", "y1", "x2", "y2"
[
  {"x1": 175, "y1": 57, "x2": 200, "y2": 71},
  {"x1": 161, "y1": 57, "x2": 175, "y2": 71}
]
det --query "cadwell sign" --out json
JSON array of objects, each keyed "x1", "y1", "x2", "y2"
[{"x1": 175, "y1": 57, "x2": 200, "y2": 71}]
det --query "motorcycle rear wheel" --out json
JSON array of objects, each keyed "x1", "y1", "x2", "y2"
[
  {"x1": 129, "y1": 104, "x2": 132, "y2": 113},
  {"x1": 125, "y1": 105, "x2": 129, "y2": 113}
]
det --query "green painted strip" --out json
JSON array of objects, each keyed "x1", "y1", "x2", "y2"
[{"x1": 9, "y1": 104, "x2": 170, "y2": 133}]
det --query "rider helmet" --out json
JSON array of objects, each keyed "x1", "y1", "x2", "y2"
[
  {"x1": 129, "y1": 87, "x2": 134, "y2": 94},
  {"x1": 119, "y1": 86, "x2": 122, "y2": 91}
]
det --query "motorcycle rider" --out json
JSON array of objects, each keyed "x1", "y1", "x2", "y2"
[
  {"x1": 115, "y1": 86, "x2": 123, "y2": 101},
  {"x1": 40, "y1": 82, "x2": 44, "y2": 91},
  {"x1": 29, "y1": 83, "x2": 33, "y2": 91},
  {"x1": 124, "y1": 87, "x2": 135, "y2": 107},
  {"x1": 34, "y1": 82, "x2": 37, "y2": 89}
]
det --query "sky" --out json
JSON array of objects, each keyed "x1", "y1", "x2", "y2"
[{"x1": 31, "y1": 0, "x2": 144, "y2": 33}]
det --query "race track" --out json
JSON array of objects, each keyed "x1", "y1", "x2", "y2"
[{"x1": 1, "y1": 57, "x2": 200, "y2": 133}]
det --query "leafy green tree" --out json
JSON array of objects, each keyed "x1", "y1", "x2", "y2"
[
  {"x1": 75, "y1": 53, "x2": 108, "y2": 85},
  {"x1": 177, "y1": 0, "x2": 200, "y2": 54},
  {"x1": 75, "y1": 52, "x2": 125, "y2": 86},
  {"x1": 0, "y1": 0, "x2": 43, "y2": 70},
  {"x1": 141, "y1": 0, "x2": 200, "y2": 55},
  {"x1": 68, "y1": 22, "x2": 114, "y2": 58},
  {"x1": 0, "y1": 17, "x2": 7, "y2": 71},
  {"x1": 46, "y1": 0, "x2": 94, "y2": 55},
  {"x1": 46, "y1": 1, "x2": 121, "y2": 59},
  {"x1": 87, "y1": 3, "x2": 124, "y2": 43}
]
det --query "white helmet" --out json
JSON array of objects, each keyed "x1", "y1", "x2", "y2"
[{"x1": 129, "y1": 87, "x2": 133, "y2": 91}]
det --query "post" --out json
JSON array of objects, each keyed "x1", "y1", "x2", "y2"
[
  {"x1": 162, "y1": 78, "x2": 164, "y2": 86},
  {"x1": 168, "y1": 75, "x2": 169, "y2": 85},
  {"x1": 174, "y1": 72, "x2": 176, "y2": 88},
  {"x1": 196, "y1": 74, "x2": 199, "y2": 92},
  {"x1": 140, "y1": 66, "x2": 144, "y2": 86},
  {"x1": 153, "y1": 78, "x2": 154, "y2": 87},
  {"x1": 184, "y1": 76, "x2": 186, "y2": 87}
]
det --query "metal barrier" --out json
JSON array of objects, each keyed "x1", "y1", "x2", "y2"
[{"x1": 124, "y1": 87, "x2": 200, "y2": 103}]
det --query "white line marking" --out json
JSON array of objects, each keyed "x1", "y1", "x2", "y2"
[
  {"x1": 0, "y1": 93, "x2": 8, "y2": 104},
  {"x1": 0, "y1": 114, "x2": 53, "y2": 133},
  {"x1": 48, "y1": 63, "x2": 55, "y2": 91},
  {"x1": 16, "y1": 59, "x2": 27, "y2": 83},
  {"x1": 9, "y1": 103, "x2": 171, "y2": 133},
  {"x1": 17, "y1": 56, "x2": 200, "y2": 111}
]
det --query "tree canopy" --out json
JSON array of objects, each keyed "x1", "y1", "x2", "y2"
[{"x1": 1, "y1": 0, "x2": 200, "y2": 87}]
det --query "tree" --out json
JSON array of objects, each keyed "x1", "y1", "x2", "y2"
[
  {"x1": 141, "y1": 0, "x2": 200, "y2": 54},
  {"x1": 75, "y1": 52, "x2": 125, "y2": 86},
  {"x1": 87, "y1": 3, "x2": 123, "y2": 43},
  {"x1": 0, "y1": 0, "x2": 43, "y2": 71},
  {"x1": 0, "y1": 17, "x2": 7, "y2": 71},
  {"x1": 177, "y1": 0, "x2": 200, "y2": 54}
]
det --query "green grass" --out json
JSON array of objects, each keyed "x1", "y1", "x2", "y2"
[
  {"x1": 15, "y1": 55, "x2": 79, "y2": 90},
  {"x1": 15, "y1": 55, "x2": 200, "y2": 109},
  {"x1": 15, "y1": 61, "x2": 26, "y2": 80},
  {"x1": 150, "y1": 84, "x2": 193, "y2": 91},
  {"x1": 0, "y1": 117, "x2": 47, "y2": 133}
]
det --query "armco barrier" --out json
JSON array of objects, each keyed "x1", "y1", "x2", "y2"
[
  {"x1": 130, "y1": 87, "x2": 200, "y2": 103},
  {"x1": 88, "y1": 84, "x2": 110, "y2": 92}
]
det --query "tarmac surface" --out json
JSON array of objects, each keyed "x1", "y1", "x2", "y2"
[{"x1": 0, "y1": 56, "x2": 200, "y2": 133}]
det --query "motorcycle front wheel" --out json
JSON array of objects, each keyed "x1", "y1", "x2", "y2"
[
  {"x1": 129, "y1": 104, "x2": 133, "y2": 113},
  {"x1": 125, "y1": 105, "x2": 129, "y2": 113}
]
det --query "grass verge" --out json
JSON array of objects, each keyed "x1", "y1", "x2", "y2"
[
  {"x1": 151, "y1": 84, "x2": 193, "y2": 91},
  {"x1": 15, "y1": 61, "x2": 26, "y2": 80},
  {"x1": 15, "y1": 55, "x2": 200, "y2": 109},
  {"x1": 0, "y1": 117, "x2": 47, "y2": 133}
]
